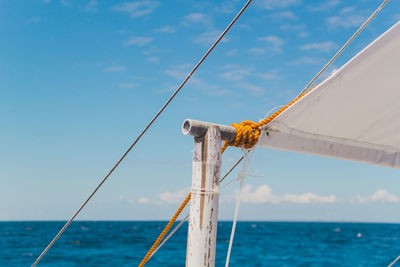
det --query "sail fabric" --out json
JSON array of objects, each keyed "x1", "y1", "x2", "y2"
[{"x1": 257, "y1": 21, "x2": 400, "y2": 169}]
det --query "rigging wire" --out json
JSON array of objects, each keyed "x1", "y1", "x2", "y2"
[
  {"x1": 32, "y1": 0, "x2": 391, "y2": 266},
  {"x1": 32, "y1": 0, "x2": 253, "y2": 265},
  {"x1": 298, "y1": 0, "x2": 390, "y2": 97},
  {"x1": 146, "y1": 0, "x2": 393, "y2": 264},
  {"x1": 225, "y1": 149, "x2": 253, "y2": 267},
  {"x1": 141, "y1": 0, "x2": 392, "y2": 261},
  {"x1": 150, "y1": 214, "x2": 190, "y2": 259},
  {"x1": 220, "y1": 155, "x2": 245, "y2": 183},
  {"x1": 146, "y1": 154, "x2": 247, "y2": 263},
  {"x1": 388, "y1": 255, "x2": 400, "y2": 267}
]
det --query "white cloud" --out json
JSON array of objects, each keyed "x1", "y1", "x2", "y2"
[
  {"x1": 125, "y1": 36, "x2": 153, "y2": 46},
  {"x1": 270, "y1": 11, "x2": 297, "y2": 20},
  {"x1": 300, "y1": 41, "x2": 337, "y2": 52},
  {"x1": 220, "y1": 66, "x2": 251, "y2": 81},
  {"x1": 157, "y1": 26, "x2": 176, "y2": 33},
  {"x1": 119, "y1": 195, "x2": 136, "y2": 204},
  {"x1": 86, "y1": 0, "x2": 98, "y2": 12},
  {"x1": 298, "y1": 32, "x2": 309, "y2": 38},
  {"x1": 352, "y1": 189, "x2": 400, "y2": 204},
  {"x1": 164, "y1": 64, "x2": 204, "y2": 87},
  {"x1": 259, "y1": 72, "x2": 277, "y2": 80},
  {"x1": 163, "y1": 64, "x2": 222, "y2": 93},
  {"x1": 164, "y1": 64, "x2": 191, "y2": 80},
  {"x1": 207, "y1": 89, "x2": 231, "y2": 96},
  {"x1": 104, "y1": 65, "x2": 125, "y2": 72},
  {"x1": 259, "y1": 35, "x2": 284, "y2": 46},
  {"x1": 249, "y1": 48, "x2": 267, "y2": 55},
  {"x1": 241, "y1": 184, "x2": 336, "y2": 204},
  {"x1": 225, "y1": 49, "x2": 239, "y2": 57},
  {"x1": 242, "y1": 185, "x2": 280, "y2": 204},
  {"x1": 60, "y1": 0, "x2": 71, "y2": 7},
  {"x1": 293, "y1": 56, "x2": 322, "y2": 65},
  {"x1": 371, "y1": 190, "x2": 399, "y2": 203},
  {"x1": 280, "y1": 24, "x2": 305, "y2": 31},
  {"x1": 238, "y1": 82, "x2": 264, "y2": 95},
  {"x1": 159, "y1": 188, "x2": 190, "y2": 204},
  {"x1": 193, "y1": 30, "x2": 227, "y2": 46},
  {"x1": 307, "y1": 0, "x2": 340, "y2": 12},
  {"x1": 146, "y1": 56, "x2": 160, "y2": 63},
  {"x1": 340, "y1": 6, "x2": 355, "y2": 14},
  {"x1": 259, "y1": 35, "x2": 284, "y2": 53},
  {"x1": 138, "y1": 187, "x2": 191, "y2": 205},
  {"x1": 182, "y1": 13, "x2": 210, "y2": 26},
  {"x1": 27, "y1": 16, "x2": 41, "y2": 24},
  {"x1": 326, "y1": 14, "x2": 366, "y2": 29},
  {"x1": 283, "y1": 193, "x2": 336, "y2": 204},
  {"x1": 237, "y1": 24, "x2": 252, "y2": 31},
  {"x1": 113, "y1": 1, "x2": 159, "y2": 18},
  {"x1": 214, "y1": 2, "x2": 236, "y2": 14},
  {"x1": 118, "y1": 82, "x2": 137, "y2": 89},
  {"x1": 138, "y1": 197, "x2": 151, "y2": 204},
  {"x1": 256, "y1": 0, "x2": 301, "y2": 10}
]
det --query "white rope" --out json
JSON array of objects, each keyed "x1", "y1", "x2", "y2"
[
  {"x1": 225, "y1": 149, "x2": 254, "y2": 267},
  {"x1": 388, "y1": 255, "x2": 400, "y2": 267},
  {"x1": 298, "y1": 0, "x2": 390, "y2": 97},
  {"x1": 263, "y1": 105, "x2": 284, "y2": 119}
]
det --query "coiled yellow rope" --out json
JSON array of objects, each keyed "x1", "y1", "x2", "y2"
[
  {"x1": 221, "y1": 90, "x2": 311, "y2": 153},
  {"x1": 139, "y1": 89, "x2": 313, "y2": 266}
]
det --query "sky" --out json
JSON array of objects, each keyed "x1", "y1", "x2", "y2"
[{"x1": 1, "y1": 0, "x2": 400, "y2": 222}]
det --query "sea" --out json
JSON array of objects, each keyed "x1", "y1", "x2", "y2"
[{"x1": 1, "y1": 221, "x2": 400, "y2": 266}]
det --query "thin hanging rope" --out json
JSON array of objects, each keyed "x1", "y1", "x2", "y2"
[
  {"x1": 388, "y1": 255, "x2": 400, "y2": 267},
  {"x1": 225, "y1": 149, "x2": 253, "y2": 267},
  {"x1": 32, "y1": 1, "x2": 253, "y2": 265},
  {"x1": 298, "y1": 0, "x2": 390, "y2": 97}
]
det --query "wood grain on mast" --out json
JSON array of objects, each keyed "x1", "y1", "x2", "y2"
[{"x1": 186, "y1": 126, "x2": 221, "y2": 267}]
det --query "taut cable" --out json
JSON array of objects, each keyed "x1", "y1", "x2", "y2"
[
  {"x1": 298, "y1": 0, "x2": 390, "y2": 96},
  {"x1": 32, "y1": 0, "x2": 253, "y2": 265}
]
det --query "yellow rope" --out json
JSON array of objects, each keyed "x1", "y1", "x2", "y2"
[
  {"x1": 138, "y1": 88, "x2": 314, "y2": 266},
  {"x1": 138, "y1": 193, "x2": 191, "y2": 267},
  {"x1": 221, "y1": 89, "x2": 312, "y2": 153}
]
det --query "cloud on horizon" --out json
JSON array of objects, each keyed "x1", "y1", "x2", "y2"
[
  {"x1": 352, "y1": 190, "x2": 400, "y2": 204},
  {"x1": 241, "y1": 184, "x2": 337, "y2": 204}
]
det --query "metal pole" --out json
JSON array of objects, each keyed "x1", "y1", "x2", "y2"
[
  {"x1": 186, "y1": 126, "x2": 221, "y2": 267},
  {"x1": 182, "y1": 118, "x2": 236, "y2": 142}
]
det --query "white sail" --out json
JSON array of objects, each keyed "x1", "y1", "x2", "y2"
[{"x1": 257, "y1": 21, "x2": 400, "y2": 169}]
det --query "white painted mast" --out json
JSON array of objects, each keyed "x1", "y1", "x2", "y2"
[
  {"x1": 181, "y1": 117, "x2": 243, "y2": 267},
  {"x1": 186, "y1": 126, "x2": 221, "y2": 267}
]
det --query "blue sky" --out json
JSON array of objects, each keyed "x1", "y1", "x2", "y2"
[{"x1": 1, "y1": 0, "x2": 400, "y2": 222}]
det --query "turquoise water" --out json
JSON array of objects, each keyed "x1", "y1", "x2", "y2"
[{"x1": 1, "y1": 221, "x2": 400, "y2": 266}]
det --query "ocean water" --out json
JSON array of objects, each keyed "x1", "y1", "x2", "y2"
[{"x1": 1, "y1": 221, "x2": 400, "y2": 266}]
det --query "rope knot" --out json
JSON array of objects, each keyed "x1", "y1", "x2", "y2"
[{"x1": 222, "y1": 120, "x2": 261, "y2": 152}]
